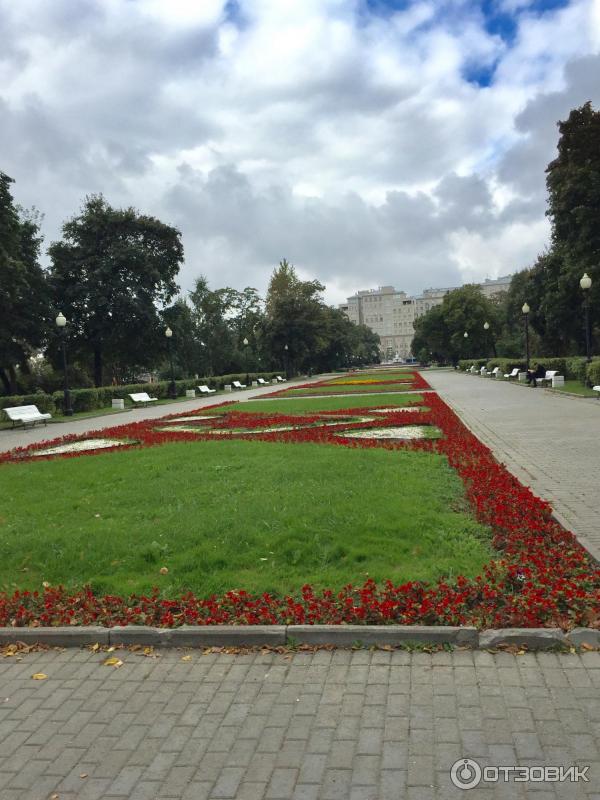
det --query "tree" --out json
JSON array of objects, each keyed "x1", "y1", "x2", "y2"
[
  {"x1": 48, "y1": 195, "x2": 183, "y2": 386},
  {"x1": 262, "y1": 260, "x2": 326, "y2": 376},
  {"x1": 0, "y1": 172, "x2": 49, "y2": 394},
  {"x1": 543, "y1": 102, "x2": 600, "y2": 353},
  {"x1": 411, "y1": 286, "x2": 501, "y2": 363}
]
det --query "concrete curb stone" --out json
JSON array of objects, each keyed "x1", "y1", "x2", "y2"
[
  {"x1": 0, "y1": 626, "x2": 110, "y2": 646},
  {"x1": 478, "y1": 628, "x2": 568, "y2": 650},
  {"x1": 287, "y1": 625, "x2": 478, "y2": 646},
  {"x1": 0, "y1": 625, "x2": 598, "y2": 650}
]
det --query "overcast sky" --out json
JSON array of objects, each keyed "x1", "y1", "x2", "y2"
[{"x1": 2, "y1": 0, "x2": 599, "y2": 305}]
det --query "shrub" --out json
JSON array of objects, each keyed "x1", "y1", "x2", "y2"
[
  {"x1": 586, "y1": 360, "x2": 600, "y2": 387},
  {"x1": 0, "y1": 393, "x2": 56, "y2": 417}
]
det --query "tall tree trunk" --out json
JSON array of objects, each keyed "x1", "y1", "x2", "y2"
[
  {"x1": 94, "y1": 347, "x2": 103, "y2": 387},
  {"x1": 7, "y1": 365, "x2": 18, "y2": 394},
  {"x1": 0, "y1": 367, "x2": 12, "y2": 395}
]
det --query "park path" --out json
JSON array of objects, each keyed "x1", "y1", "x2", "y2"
[
  {"x1": 424, "y1": 370, "x2": 600, "y2": 563},
  {"x1": 1, "y1": 647, "x2": 599, "y2": 799},
  {"x1": 0, "y1": 377, "x2": 328, "y2": 455}
]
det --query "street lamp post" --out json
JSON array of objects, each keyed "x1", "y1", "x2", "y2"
[
  {"x1": 165, "y1": 327, "x2": 176, "y2": 399},
  {"x1": 522, "y1": 303, "x2": 530, "y2": 371},
  {"x1": 580, "y1": 273, "x2": 592, "y2": 363},
  {"x1": 55, "y1": 312, "x2": 73, "y2": 416},
  {"x1": 284, "y1": 343, "x2": 290, "y2": 380}
]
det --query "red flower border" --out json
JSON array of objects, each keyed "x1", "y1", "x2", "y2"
[{"x1": 1, "y1": 373, "x2": 599, "y2": 629}]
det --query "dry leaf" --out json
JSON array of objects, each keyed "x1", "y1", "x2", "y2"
[
  {"x1": 159, "y1": 566, "x2": 169, "y2": 575},
  {"x1": 80, "y1": 773, "x2": 88, "y2": 779},
  {"x1": 181, "y1": 655, "x2": 192, "y2": 662},
  {"x1": 91, "y1": 643, "x2": 100, "y2": 653},
  {"x1": 31, "y1": 673, "x2": 47, "y2": 680},
  {"x1": 581, "y1": 642, "x2": 596, "y2": 651},
  {"x1": 103, "y1": 657, "x2": 123, "y2": 668}
]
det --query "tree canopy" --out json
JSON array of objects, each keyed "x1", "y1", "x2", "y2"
[{"x1": 48, "y1": 195, "x2": 183, "y2": 386}]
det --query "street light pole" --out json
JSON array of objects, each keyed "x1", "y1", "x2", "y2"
[
  {"x1": 165, "y1": 327, "x2": 176, "y2": 399},
  {"x1": 580, "y1": 273, "x2": 592, "y2": 363},
  {"x1": 55, "y1": 312, "x2": 73, "y2": 416},
  {"x1": 522, "y1": 303, "x2": 530, "y2": 371},
  {"x1": 284, "y1": 343, "x2": 290, "y2": 380}
]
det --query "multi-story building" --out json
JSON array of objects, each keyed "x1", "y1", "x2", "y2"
[{"x1": 339, "y1": 276, "x2": 511, "y2": 360}]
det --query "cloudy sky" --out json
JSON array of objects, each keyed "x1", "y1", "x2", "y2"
[{"x1": 2, "y1": 0, "x2": 600, "y2": 305}]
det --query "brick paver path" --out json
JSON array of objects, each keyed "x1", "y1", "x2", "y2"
[
  {"x1": 1, "y1": 647, "x2": 599, "y2": 799},
  {"x1": 425, "y1": 370, "x2": 600, "y2": 563}
]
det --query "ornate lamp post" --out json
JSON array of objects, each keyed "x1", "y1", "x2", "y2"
[
  {"x1": 55, "y1": 312, "x2": 73, "y2": 416},
  {"x1": 165, "y1": 327, "x2": 176, "y2": 399},
  {"x1": 580, "y1": 273, "x2": 592, "y2": 363},
  {"x1": 522, "y1": 303, "x2": 530, "y2": 371}
]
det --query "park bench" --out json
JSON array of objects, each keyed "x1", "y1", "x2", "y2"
[
  {"x1": 504, "y1": 368, "x2": 519, "y2": 380},
  {"x1": 257, "y1": 378, "x2": 269, "y2": 385},
  {"x1": 3, "y1": 405, "x2": 52, "y2": 428},
  {"x1": 482, "y1": 367, "x2": 500, "y2": 378},
  {"x1": 276, "y1": 375, "x2": 287, "y2": 382},
  {"x1": 538, "y1": 370, "x2": 564, "y2": 388},
  {"x1": 232, "y1": 380, "x2": 247, "y2": 390},
  {"x1": 198, "y1": 385, "x2": 216, "y2": 394},
  {"x1": 593, "y1": 385, "x2": 600, "y2": 399},
  {"x1": 128, "y1": 392, "x2": 158, "y2": 405},
  {"x1": 479, "y1": 366, "x2": 487, "y2": 377}
]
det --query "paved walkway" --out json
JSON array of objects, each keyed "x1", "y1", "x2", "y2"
[
  {"x1": 425, "y1": 370, "x2": 600, "y2": 563},
  {"x1": 0, "y1": 378, "x2": 326, "y2": 455},
  {"x1": 1, "y1": 647, "x2": 599, "y2": 799}
]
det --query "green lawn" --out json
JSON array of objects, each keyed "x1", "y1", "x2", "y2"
[
  {"x1": 276, "y1": 383, "x2": 421, "y2": 396},
  {"x1": 549, "y1": 380, "x2": 598, "y2": 397},
  {"x1": 1, "y1": 439, "x2": 493, "y2": 597},
  {"x1": 225, "y1": 393, "x2": 424, "y2": 414}
]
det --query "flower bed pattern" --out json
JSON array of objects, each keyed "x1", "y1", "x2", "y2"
[
  {"x1": 261, "y1": 371, "x2": 432, "y2": 397},
  {"x1": 1, "y1": 371, "x2": 599, "y2": 630}
]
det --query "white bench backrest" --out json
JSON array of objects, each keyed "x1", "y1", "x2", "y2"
[
  {"x1": 129, "y1": 392, "x2": 152, "y2": 401},
  {"x1": 4, "y1": 405, "x2": 44, "y2": 419},
  {"x1": 491, "y1": 367, "x2": 499, "y2": 374},
  {"x1": 233, "y1": 381, "x2": 244, "y2": 387},
  {"x1": 545, "y1": 371, "x2": 558, "y2": 379}
]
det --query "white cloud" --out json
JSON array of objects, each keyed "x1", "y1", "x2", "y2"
[{"x1": 0, "y1": 0, "x2": 599, "y2": 305}]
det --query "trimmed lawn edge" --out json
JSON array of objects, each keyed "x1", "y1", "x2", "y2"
[{"x1": 1, "y1": 625, "x2": 599, "y2": 650}]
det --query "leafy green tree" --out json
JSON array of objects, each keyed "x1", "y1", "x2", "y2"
[
  {"x1": 48, "y1": 195, "x2": 183, "y2": 386},
  {"x1": 544, "y1": 101, "x2": 600, "y2": 353},
  {"x1": 262, "y1": 260, "x2": 327, "y2": 376},
  {"x1": 0, "y1": 172, "x2": 49, "y2": 394},
  {"x1": 412, "y1": 286, "x2": 501, "y2": 363}
]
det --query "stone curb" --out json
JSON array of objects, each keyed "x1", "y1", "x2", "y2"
[
  {"x1": 287, "y1": 625, "x2": 478, "y2": 646},
  {"x1": 1, "y1": 625, "x2": 598, "y2": 649}
]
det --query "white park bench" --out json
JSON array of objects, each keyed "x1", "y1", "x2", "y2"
[
  {"x1": 593, "y1": 385, "x2": 600, "y2": 399},
  {"x1": 3, "y1": 405, "x2": 52, "y2": 428},
  {"x1": 479, "y1": 366, "x2": 487, "y2": 377},
  {"x1": 276, "y1": 375, "x2": 287, "y2": 382},
  {"x1": 232, "y1": 380, "x2": 247, "y2": 390},
  {"x1": 504, "y1": 368, "x2": 519, "y2": 380},
  {"x1": 482, "y1": 366, "x2": 500, "y2": 378},
  {"x1": 128, "y1": 392, "x2": 158, "y2": 405},
  {"x1": 257, "y1": 378, "x2": 269, "y2": 385},
  {"x1": 538, "y1": 370, "x2": 564, "y2": 388},
  {"x1": 198, "y1": 385, "x2": 216, "y2": 394}
]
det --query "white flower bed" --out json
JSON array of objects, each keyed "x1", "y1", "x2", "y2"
[
  {"x1": 168, "y1": 415, "x2": 220, "y2": 423},
  {"x1": 371, "y1": 407, "x2": 420, "y2": 414},
  {"x1": 33, "y1": 439, "x2": 131, "y2": 456},
  {"x1": 335, "y1": 426, "x2": 431, "y2": 440}
]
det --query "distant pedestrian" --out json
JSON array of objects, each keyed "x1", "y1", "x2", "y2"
[{"x1": 526, "y1": 363, "x2": 545, "y2": 387}]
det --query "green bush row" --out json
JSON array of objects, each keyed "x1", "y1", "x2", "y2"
[
  {"x1": 0, "y1": 372, "x2": 283, "y2": 417},
  {"x1": 457, "y1": 357, "x2": 600, "y2": 384}
]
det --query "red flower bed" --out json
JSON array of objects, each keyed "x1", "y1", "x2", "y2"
[
  {"x1": 262, "y1": 370, "x2": 431, "y2": 397},
  {"x1": 1, "y1": 383, "x2": 599, "y2": 630}
]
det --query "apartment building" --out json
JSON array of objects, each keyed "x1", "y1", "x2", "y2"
[{"x1": 339, "y1": 276, "x2": 511, "y2": 360}]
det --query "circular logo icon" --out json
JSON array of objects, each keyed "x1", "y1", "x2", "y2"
[{"x1": 450, "y1": 758, "x2": 482, "y2": 789}]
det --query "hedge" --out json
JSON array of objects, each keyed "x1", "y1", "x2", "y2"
[{"x1": 1, "y1": 371, "x2": 283, "y2": 418}]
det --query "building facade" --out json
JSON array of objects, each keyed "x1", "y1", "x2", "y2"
[{"x1": 339, "y1": 276, "x2": 511, "y2": 360}]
